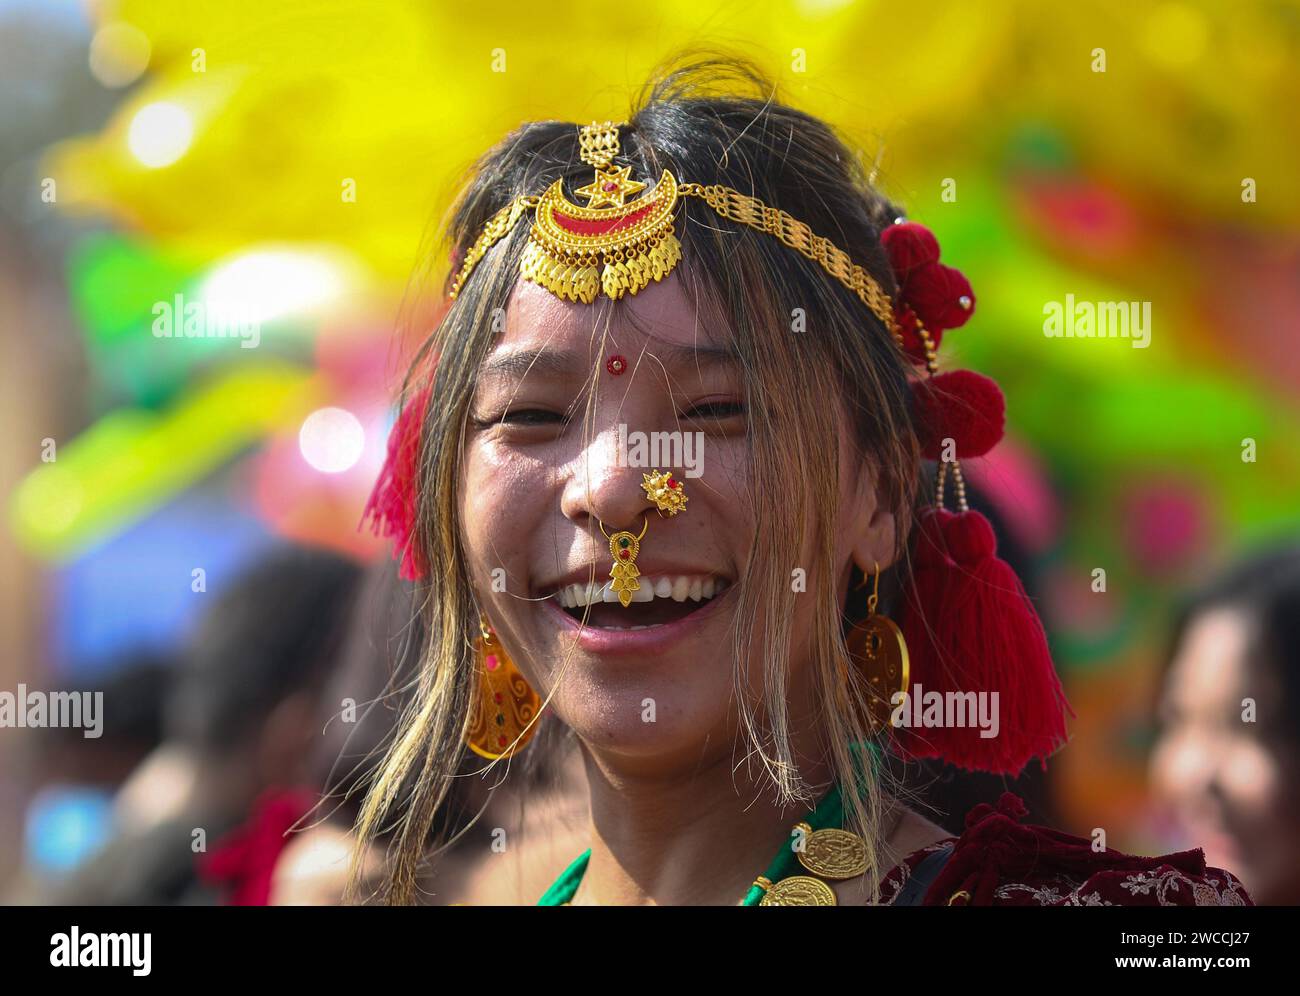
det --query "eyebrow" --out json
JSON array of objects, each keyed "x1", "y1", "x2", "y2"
[{"x1": 479, "y1": 343, "x2": 740, "y2": 381}]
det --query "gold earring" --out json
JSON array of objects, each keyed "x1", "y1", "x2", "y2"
[
  {"x1": 844, "y1": 562, "x2": 910, "y2": 731},
  {"x1": 599, "y1": 516, "x2": 649, "y2": 607},
  {"x1": 467, "y1": 617, "x2": 541, "y2": 760}
]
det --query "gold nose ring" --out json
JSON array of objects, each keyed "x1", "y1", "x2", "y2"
[{"x1": 599, "y1": 516, "x2": 649, "y2": 607}]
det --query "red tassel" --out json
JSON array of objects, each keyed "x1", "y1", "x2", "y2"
[
  {"x1": 361, "y1": 385, "x2": 432, "y2": 581},
  {"x1": 896, "y1": 507, "x2": 1073, "y2": 775}
]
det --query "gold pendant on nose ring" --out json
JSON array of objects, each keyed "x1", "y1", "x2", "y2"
[{"x1": 599, "y1": 517, "x2": 648, "y2": 608}]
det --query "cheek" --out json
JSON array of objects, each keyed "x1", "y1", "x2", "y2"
[
  {"x1": 1219, "y1": 739, "x2": 1287, "y2": 818},
  {"x1": 460, "y1": 441, "x2": 549, "y2": 583},
  {"x1": 700, "y1": 436, "x2": 750, "y2": 510},
  {"x1": 1150, "y1": 729, "x2": 1211, "y2": 801}
]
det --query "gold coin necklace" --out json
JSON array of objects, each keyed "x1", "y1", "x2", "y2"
[{"x1": 538, "y1": 780, "x2": 869, "y2": 906}]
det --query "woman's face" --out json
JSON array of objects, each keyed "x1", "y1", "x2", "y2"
[
  {"x1": 459, "y1": 274, "x2": 892, "y2": 767},
  {"x1": 1150, "y1": 607, "x2": 1300, "y2": 901}
]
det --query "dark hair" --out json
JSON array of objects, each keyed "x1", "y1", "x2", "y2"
[
  {"x1": 169, "y1": 545, "x2": 363, "y2": 753},
  {"x1": 1162, "y1": 544, "x2": 1300, "y2": 747}
]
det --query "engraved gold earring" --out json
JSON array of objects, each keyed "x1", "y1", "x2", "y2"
[
  {"x1": 844, "y1": 562, "x2": 910, "y2": 731},
  {"x1": 466, "y1": 616, "x2": 541, "y2": 760}
]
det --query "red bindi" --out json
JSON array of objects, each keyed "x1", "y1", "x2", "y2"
[{"x1": 606, "y1": 354, "x2": 628, "y2": 376}]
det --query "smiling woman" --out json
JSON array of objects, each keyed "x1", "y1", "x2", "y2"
[{"x1": 352, "y1": 54, "x2": 1253, "y2": 908}]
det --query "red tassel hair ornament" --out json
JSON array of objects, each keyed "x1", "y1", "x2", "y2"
[
  {"x1": 882, "y1": 220, "x2": 1073, "y2": 776},
  {"x1": 896, "y1": 504, "x2": 1073, "y2": 774},
  {"x1": 361, "y1": 383, "x2": 433, "y2": 582}
]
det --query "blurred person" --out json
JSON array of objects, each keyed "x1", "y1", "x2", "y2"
[
  {"x1": 266, "y1": 563, "x2": 412, "y2": 905},
  {"x1": 1151, "y1": 545, "x2": 1300, "y2": 905},
  {"x1": 270, "y1": 562, "x2": 589, "y2": 905},
  {"x1": 40, "y1": 543, "x2": 362, "y2": 904},
  {"x1": 4, "y1": 654, "x2": 171, "y2": 901}
]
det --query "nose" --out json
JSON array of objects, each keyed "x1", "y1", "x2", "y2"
[
  {"x1": 560, "y1": 426, "x2": 655, "y2": 533},
  {"x1": 1156, "y1": 727, "x2": 1222, "y2": 803}
]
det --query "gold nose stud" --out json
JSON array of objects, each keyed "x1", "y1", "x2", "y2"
[{"x1": 641, "y1": 469, "x2": 687, "y2": 515}]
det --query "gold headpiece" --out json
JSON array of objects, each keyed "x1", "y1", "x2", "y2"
[{"x1": 448, "y1": 121, "x2": 896, "y2": 331}]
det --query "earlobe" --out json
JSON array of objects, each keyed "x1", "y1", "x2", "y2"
[
  {"x1": 847, "y1": 468, "x2": 902, "y2": 577},
  {"x1": 851, "y1": 505, "x2": 899, "y2": 579}
]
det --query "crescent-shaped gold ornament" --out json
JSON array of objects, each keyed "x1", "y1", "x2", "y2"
[{"x1": 522, "y1": 169, "x2": 682, "y2": 303}]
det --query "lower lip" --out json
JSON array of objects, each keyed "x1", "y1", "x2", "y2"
[{"x1": 541, "y1": 585, "x2": 735, "y2": 656}]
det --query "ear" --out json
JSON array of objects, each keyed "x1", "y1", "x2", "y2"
[{"x1": 846, "y1": 458, "x2": 904, "y2": 579}]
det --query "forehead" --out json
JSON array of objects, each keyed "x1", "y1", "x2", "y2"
[
  {"x1": 492, "y1": 272, "x2": 734, "y2": 368},
  {"x1": 1167, "y1": 608, "x2": 1254, "y2": 706}
]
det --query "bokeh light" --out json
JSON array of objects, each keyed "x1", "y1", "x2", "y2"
[
  {"x1": 126, "y1": 100, "x2": 192, "y2": 168},
  {"x1": 88, "y1": 21, "x2": 151, "y2": 88},
  {"x1": 298, "y1": 407, "x2": 365, "y2": 474},
  {"x1": 200, "y1": 248, "x2": 351, "y2": 328}
]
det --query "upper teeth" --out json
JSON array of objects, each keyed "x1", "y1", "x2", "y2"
[{"x1": 555, "y1": 575, "x2": 727, "y2": 608}]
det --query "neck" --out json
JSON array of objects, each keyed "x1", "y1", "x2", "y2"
[{"x1": 570, "y1": 735, "x2": 836, "y2": 906}]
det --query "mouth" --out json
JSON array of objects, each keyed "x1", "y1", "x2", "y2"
[{"x1": 545, "y1": 574, "x2": 731, "y2": 630}]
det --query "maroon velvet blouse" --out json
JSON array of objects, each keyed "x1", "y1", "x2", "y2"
[{"x1": 880, "y1": 791, "x2": 1253, "y2": 907}]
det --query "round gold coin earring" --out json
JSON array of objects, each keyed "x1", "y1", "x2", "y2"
[
  {"x1": 844, "y1": 562, "x2": 910, "y2": 731},
  {"x1": 466, "y1": 616, "x2": 542, "y2": 760}
]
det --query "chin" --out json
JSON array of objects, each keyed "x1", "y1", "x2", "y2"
[{"x1": 556, "y1": 689, "x2": 737, "y2": 763}]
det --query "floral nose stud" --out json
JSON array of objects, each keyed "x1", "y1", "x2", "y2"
[{"x1": 641, "y1": 469, "x2": 687, "y2": 516}]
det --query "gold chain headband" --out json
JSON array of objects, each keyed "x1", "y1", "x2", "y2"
[{"x1": 448, "y1": 120, "x2": 897, "y2": 333}]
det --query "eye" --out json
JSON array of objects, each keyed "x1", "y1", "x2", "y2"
[
  {"x1": 684, "y1": 400, "x2": 745, "y2": 421},
  {"x1": 472, "y1": 407, "x2": 568, "y2": 430},
  {"x1": 469, "y1": 406, "x2": 569, "y2": 431},
  {"x1": 500, "y1": 408, "x2": 566, "y2": 426}
]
